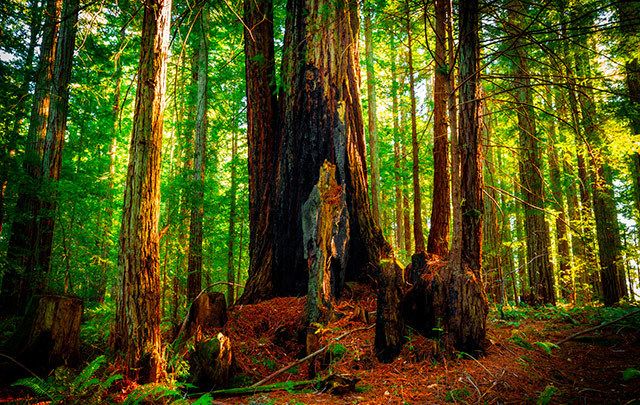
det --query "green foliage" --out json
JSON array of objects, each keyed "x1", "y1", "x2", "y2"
[
  {"x1": 623, "y1": 368, "x2": 640, "y2": 381},
  {"x1": 445, "y1": 387, "x2": 470, "y2": 402},
  {"x1": 536, "y1": 385, "x2": 559, "y2": 405},
  {"x1": 509, "y1": 333, "x2": 534, "y2": 350},
  {"x1": 534, "y1": 341, "x2": 560, "y2": 356},
  {"x1": 328, "y1": 343, "x2": 347, "y2": 361},
  {"x1": 123, "y1": 383, "x2": 181, "y2": 404},
  {"x1": 12, "y1": 355, "x2": 122, "y2": 404}
]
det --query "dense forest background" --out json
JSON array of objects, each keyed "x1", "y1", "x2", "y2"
[{"x1": 0, "y1": 0, "x2": 639, "y2": 400}]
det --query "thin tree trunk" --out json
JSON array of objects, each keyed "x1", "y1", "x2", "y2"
[
  {"x1": 447, "y1": 0, "x2": 461, "y2": 268},
  {"x1": 574, "y1": 43, "x2": 626, "y2": 305},
  {"x1": 1, "y1": 0, "x2": 62, "y2": 314},
  {"x1": 37, "y1": 0, "x2": 80, "y2": 280},
  {"x1": 427, "y1": 0, "x2": 450, "y2": 257},
  {"x1": 508, "y1": 0, "x2": 555, "y2": 305},
  {"x1": 391, "y1": 41, "x2": 404, "y2": 253},
  {"x1": 111, "y1": 0, "x2": 171, "y2": 383},
  {"x1": 227, "y1": 132, "x2": 238, "y2": 305},
  {"x1": 364, "y1": 0, "x2": 380, "y2": 226},
  {"x1": 405, "y1": 7, "x2": 425, "y2": 253},
  {"x1": 187, "y1": 7, "x2": 209, "y2": 303}
]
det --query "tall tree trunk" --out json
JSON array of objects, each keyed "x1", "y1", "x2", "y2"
[
  {"x1": 0, "y1": 0, "x2": 42, "y2": 236},
  {"x1": 508, "y1": 0, "x2": 555, "y2": 305},
  {"x1": 405, "y1": 8, "x2": 425, "y2": 253},
  {"x1": 187, "y1": 7, "x2": 208, "y2": 303},
  {"x1": 271, "y1": 0, "x2": 391, "y2": 295},
  {"x1": 239, "y1": 0, "x2": 278, "y2": 303},
  {"x1": 391, "y1": 41, "x2": 405, "y2": 253},
  {"x1": 227, "y1": 132, "x2": 238, "y2": 305},
  {"x1": 364, "y1": 0, "x2": 380, "y2": 225},
  {"x1": 37, "y1": 0, "x2": 80, "y2": 278},
  {"x1": 111, "y1": 0, "x2": 171, "y2": 383},
  {"x1": 574, "y1": 39, "x2": 626, "y2": 305},
  {"x1": 1, "y1": 0, "x2": 62, "y2": 315},
  {"x1": 427, "y1": 0, "x2": 450, "y2": 257},
  {"x1": 546, "y1": 93, "x2": 572, "y2": 302},
  {"x1": 447, "y1": 0, "x2": 461, "y2": 268},
  {"x1": 446, "y1": 0, "x2": 488, "y2": 351}
]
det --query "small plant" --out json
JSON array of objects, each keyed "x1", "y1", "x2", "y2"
[
  {"x1": 536, "y1": 385, "x2": 558, "y2": 405},
  {"x1": 12, "y1": 355, "x2": 122, "y2": 404},
  {"x1": 509, "y1": 332, "x2": 533, "y2": 350},
  {"x1": 445, "y1": 387, "x2": 470, "y2": 402},
  {"x1": 623, "y1": 367, "x2": 640, "y2": 381},
  {"x1": 123, "y1": 383, "x2": 181, "y2": 404},
  {"x1": 535, "y1": 341, "x2": 560, "y2": 356},
  {"x1": 328, "y1": 342, "x2": 347, "y2": 362}
]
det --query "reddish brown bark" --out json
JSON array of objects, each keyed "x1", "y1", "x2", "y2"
[
  {"x1": 1, "y1": 0, "x2": 62, "y2": 314},
  {"x1": 405, "y1": 10, "x2": 425, "y2": 253},
  {"x1": 447, "y1": 0, "x2": 488, "y2": 352},
  {"x1": 427, "y1": 0, "x2": 451, "y2": 257},
  {"x1": 271, "y1": 0, "x2": 391, "y2": 295},
  {"x1": 111, "y1": 0, "x2": 171, "y2": 383},
  {"x1": 239, "y1": 0, "x2": 278, "y2": 303}
]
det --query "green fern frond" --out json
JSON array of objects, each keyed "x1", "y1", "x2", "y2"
[
  {"x1": 71, "y1": 355, "x2": 106, "y2": 393},
  {"x1": 12, "y1": 377, "x2": 55, "y2": 400}
]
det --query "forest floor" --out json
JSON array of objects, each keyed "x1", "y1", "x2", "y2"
[{"x1": 1, "y1": 286, "x2": 639, "y2": 404}]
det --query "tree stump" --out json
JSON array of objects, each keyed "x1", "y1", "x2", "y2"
[
  {"x1": 302, "y1": 160, "x2": 349, "y2": 326},
  {"x1": 185, "y1": 292, "x2": 227, "y2": 341},
  {"x1": 189, "y1": 332, "x2": 233, "y2": 389},
  {"x1": 375, "y1": 259, "x2": 405, "y2": 362},
  {"x1": 13, "y1": 295, "x2": 83, "y2": 368}
]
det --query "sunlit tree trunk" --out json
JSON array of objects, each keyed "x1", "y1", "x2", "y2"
[
  {"x1": 391, "y1": 41, "x2": 405, "y2": 253},
  {"x1": 111, "y1": 0, "x2": 171, "y2": 383},
  {"x1": 427, "y1": 0, "x2": 450, "y2": 257},
  {"x1": 37, "y1": 0, "x2": 80, "y2": 279},
  {"x1": 364, "y1": 0, "x2": 380, "y2": 225},
  {"x1": 227, "y1": 132, "x2": 238, "y2": 305},
  {"x1": 187, "y1": 7, "x2": 208, "y2": 303},
  {"x1": 1, "y1": 0, "x2": 62, "y2": 314},
  {"x1": 405, "y1": 6, "x2": 425, "y2": 253},
  {"x1": 446, "y1": 0, "x2": 488, "y2": 351},
  {"x1": 508, "y1": 0, "x2": 555, "y2": 305}
]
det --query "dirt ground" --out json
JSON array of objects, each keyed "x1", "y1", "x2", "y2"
[{"x1": 221, "y1": 292, "x2": 640, "y2": 404}]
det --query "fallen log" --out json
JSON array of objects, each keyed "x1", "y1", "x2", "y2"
[{"x1": 556, "y1": 308, "x2": 640, "y2": 345}]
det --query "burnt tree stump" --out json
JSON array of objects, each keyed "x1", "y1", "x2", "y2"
[
  {"x1": 189, "y1": 332, "x2": 233, "y2": 389},
  {"x1": 302, "y1": 161, "x2": 350, "y2": 327},
  {"x1": 184, "y1": 292, "x2": 227, "y2": 341},
  {"x1": 375, "y1": 259, "x2": 405, "y2": 362},
  {"x1": 13, "y1": 295, "x2": 83, "y2": 368}
]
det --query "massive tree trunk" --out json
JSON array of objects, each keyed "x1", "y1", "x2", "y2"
[
  {"x1": 427, "y1": 0, "x2": 450, "y2": 257},
  {"x1": 187, "y1": 7, "x2": 209, "y2": 303},
  {"x1": 239, "y1": 0, "x2": 278, "y2": 303},
  {"x1": 405, "y1": 9, "x2": 425, "y2": 253},
  {"x1": 271, "y1": 0, "x2": 391, "y2": 296},
  {"x1": 364, "y1": 0, "x2": 380, "y2": 225},
  {"x1": 1, "y1": 0, "x2": 62, "y2": 315},
  {"x1": 446, "y1": 0, "x2": 488, "y2": 352},
  {"x1": 37, "y1": 0, "x2": 80, "y2": 278},
  {"x1": 111, "y1": 0, "x2": 171, "y2": 383},
  {"x1": 508, "y1": 0, "x2": 555, "y2": 305},
  {"x1": 628, "y1": 60, "x2": 640, "y2": 241}
]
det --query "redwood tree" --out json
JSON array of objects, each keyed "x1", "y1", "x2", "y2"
[
  {"x1": 272, "y1": 0, "x2": 391, "y2": 294},
  {"x1": 111, "y1": 0, "x2": 171, "y2": 383},
  {"x1": 239, "y1": 0, "x2": 278, "y2": 303},
  {"x1": 446, "y1": 0, "x2": 488, "y2": 352},
  {"x1": 426, "y1": 0, "x2": 451, "y2": 257}
]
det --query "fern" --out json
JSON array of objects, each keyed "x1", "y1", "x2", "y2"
[
  {"x1": 535, "y1": 341, "x2": 560, "y2": 356},
  {"x1": 124, "y1": 383, "x2": 181, "y2": 405},
  {"x1": 71, "y1": 355, "x2": 107, "y2": 394},
  {"x1": 12, "y1": 377, "x2": 56, "y2": 401},
  {"x1": 623, "y1": 368, "x2": 640, "y2": 381}
]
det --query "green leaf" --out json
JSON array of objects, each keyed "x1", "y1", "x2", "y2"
[
  {"x1": 535, "y1": 341, "x2": 560, "y2": 356},
  {"x1": 536, "y1": 385, "x2": 558, "y2": 405},
  {"x1": 623, "y1": 368, "x2": 640, "y2": 381}
]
